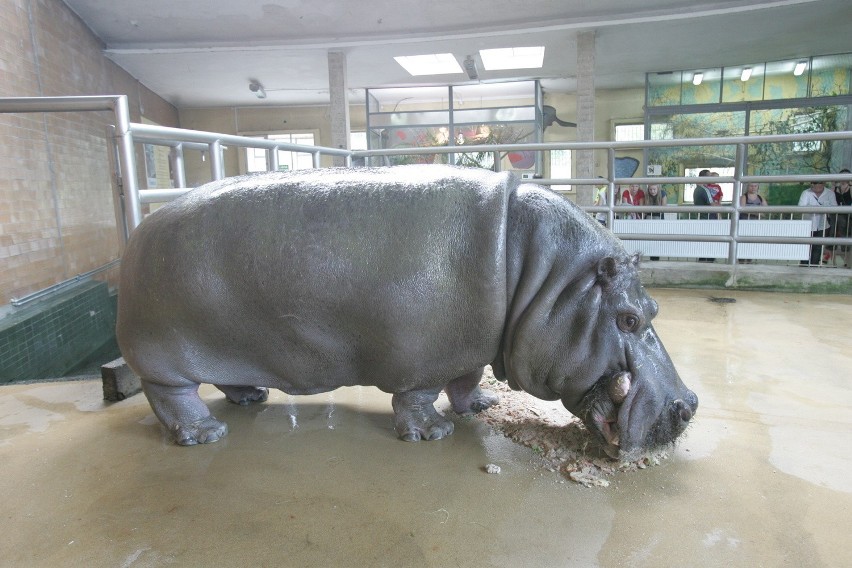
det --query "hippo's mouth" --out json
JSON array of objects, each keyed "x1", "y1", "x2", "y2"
[
  {"x1": 583, "y1": 371, "x2": 635, "y2": 459},
  {"x1": 575, "y1": 370, "x2": 697, "y2": 461}
]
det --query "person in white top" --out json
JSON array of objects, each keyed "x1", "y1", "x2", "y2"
[{"x1": 798, "y1": 181, "x2": 837, "y2": 265}]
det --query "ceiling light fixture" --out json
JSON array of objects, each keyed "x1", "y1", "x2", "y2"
[
  {"x1": 393, "y1": 53, "x2": 462, "y2": 76},
  {"x1": 249, "y1": 80, "x2": 266, "y2": 99},
  {"x1": 463, "y1": 55, "x2": 479, "y2": 80},
  {"x1": 692, "y1": 72, "x2": 703, "y2": 86},
  {"x1": 740, "y1": 67, "x2": 752, "y2": 82},
  {"x1": 479, "y1": 46, "x2": 545, "y2": 70},
  {"x1": 794, "y1": 61, "x2": 807, "y2": 76}
]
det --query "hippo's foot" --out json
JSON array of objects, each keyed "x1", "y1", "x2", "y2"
[
  {"x1": 444, "y1": 368, "x2": 499, "y2": 414},
  {"x1": 217, "y1": 385, "x2": 269, "y2": 406},
  {"x1": 173, "y1": 416, "x2": 229, "y2": 446},
  {"x1": 392, "y1": 387, "x2": 454, "y2": 442},
  {"x1": 141, "y1": 380, "x2": 229, "y2": 446}
]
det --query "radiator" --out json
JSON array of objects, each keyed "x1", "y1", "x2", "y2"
[{"x1": 613, "y1": 219, "x2": 811, "y2": 260}]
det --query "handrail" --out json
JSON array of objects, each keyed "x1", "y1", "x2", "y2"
[{"x1": 10, "y1": 259, "x2": 121, "y2": 307}]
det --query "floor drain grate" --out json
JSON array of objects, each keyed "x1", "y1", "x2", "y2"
[{"x1": 708, "y1": 296, "x2": 737, "y2": 304}]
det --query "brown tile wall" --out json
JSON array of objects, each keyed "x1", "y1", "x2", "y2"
[{"x1": 0, "y1": 0, "x2": 178, "y2": 305}]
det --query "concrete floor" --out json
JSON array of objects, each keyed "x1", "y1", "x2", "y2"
[{"x1": 1, "y1": 288, "x2": 850, "y2": 567}]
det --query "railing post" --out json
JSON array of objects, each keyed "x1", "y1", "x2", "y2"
[
  {"x1": 728, "y1": 142, "x2": 747, "y2": 265},
  {"x1": 209, "y1": 140, "x2": 224, "y2": 180},
  {"x1": 312, "y1": 151, "x2": 321, "y2": 169},
  {"x1": 171, "y1": 143, "x2": 187, "y2": 188},
  {"x1": 112, "y1": 95, "x2": 142, "y2": 232},
  {"x1": 105, "y1": 124, "x2": 129, "y2": 250},
  {"x1": 268, "y1": 146, "x2": 280, "y2": 172},
  {"x1": 607, "y1": 147, "x2": 616, "y2": 228}
]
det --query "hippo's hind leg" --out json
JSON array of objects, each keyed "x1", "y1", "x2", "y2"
[
  {"x1": 216, "y1": 385, "x2": 269, "y2": 406},
  {"x1": 141, "y1": 379, "x2": 228, "y2": 446},
  {"x1": 444, "y1": 368, "x2": 499, "y2": 415},
  {"x1": 392, "y1": 387, "x2": 454, "y2": 442}
]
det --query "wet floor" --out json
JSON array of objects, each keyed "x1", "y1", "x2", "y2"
[{"x1": 0, "y1": 288, "x2": 850, "y2": 567}]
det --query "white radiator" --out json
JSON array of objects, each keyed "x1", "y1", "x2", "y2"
[{"x1": 613, "y1": 219, "x2": 811, "y2": 260}]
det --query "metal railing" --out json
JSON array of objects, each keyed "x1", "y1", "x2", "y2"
[
  {"x1": 355, "y1": 135, "x2": 852, "y2": 266},
  {"x1": 2, "y1": 95, "x2": 852, "y2": 273}
]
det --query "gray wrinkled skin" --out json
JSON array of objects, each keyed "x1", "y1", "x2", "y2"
[{"x1": 116, "y1": 164, "x2": 697, "y2": 458}]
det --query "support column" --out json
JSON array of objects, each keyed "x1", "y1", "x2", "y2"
[
  {"x1": 328, "y1": 50, "x2": 351, "y2": 167},
  {"x1": 576, "y1": 31, "x2": 596, "y2": 206}
]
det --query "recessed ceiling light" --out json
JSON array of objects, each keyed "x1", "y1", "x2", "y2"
[
  {"x1": 794, "y1": 61, "x2": 807, "y2": 76},
  {"x1": 479, "y1": 47, "x2": 545, "y2": 71},
  {"x1": 393, "y1": 53, "x2": 462, "y2": 76},
  {"x1": 692, "y1": 72, "x2": 703, "y2": 86},
  {"x1": 740, "y1": 67, "x2": 752, "y2": 82}
]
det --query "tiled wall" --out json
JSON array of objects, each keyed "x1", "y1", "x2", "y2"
[
  {"x1": 0, "y1": 0, "x2": 178, "y2": 306},
  {"x1": 0, "y1": 280, "x2": 116, "y2": 382}
]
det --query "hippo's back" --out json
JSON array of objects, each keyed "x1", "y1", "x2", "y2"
[{"x1": 117, "y1": 165, "x2": 513, "y2": 393}]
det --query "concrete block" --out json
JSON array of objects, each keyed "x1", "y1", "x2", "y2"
[{"x1": 101, "y1": 357, "x2": 141, "y2": 401}]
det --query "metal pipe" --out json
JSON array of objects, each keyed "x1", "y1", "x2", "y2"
[
  {"x1": 209, "y1": 140, "x2": 224, "y2": 181},
  {"x1": 171, "y1": 144, "x2": 187, "y2": 188},
  {"x1": 130, "y1": 122, "x2": 352, "y2": 156},
  {"x1": 139, "y1": 189, "x2": 191, "y2": 203},
  {"x1": 268, "y1": 146, "x2": 280, "y2": 172},
  {"x1": 112, "y1": 95, "x2": 142, "y2": 232}
]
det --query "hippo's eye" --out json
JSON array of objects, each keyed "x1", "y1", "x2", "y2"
[{"x1": 617, "y1": 313, "x2": 642, "y2": 332}]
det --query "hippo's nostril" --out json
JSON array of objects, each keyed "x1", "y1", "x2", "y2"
[{"x1": 673, "y1": 399, "x2": 693, "y2": 424}]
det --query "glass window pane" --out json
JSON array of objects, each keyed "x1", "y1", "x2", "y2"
[
  {"x1": 453, "y1": 81, "x2": 536, "y2": 109},
  {"x1": 369, "y1": 110, "x2": 451, "y2": 128},
  {"x1": 550, "y1": 149, "x2": 571, "y2": 191},
  {"x1": 722, "y1": 64, "x2": 765, "y2": 102},
  {"x1": 810, "y1": 53, "x2": 852, "y2": 97},
  {"x1": 615, "y1": 124, "x2": 644, "y2": 141},
  {"x1": 682, "y1": 68, "x2": 722, "y2": 105},
  {"x1": 764, "y1": 59, "x2": 809, "y2": 100},
  {"x1": 647, "y1": 71, "x2": 682, "y2": 107},
  {"x1": 748, "y1": 105, "x2": 850, "y2": 176}
]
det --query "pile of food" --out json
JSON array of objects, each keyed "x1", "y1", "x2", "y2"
[{"x1": 466, "y1": 368, "x2": 669, "y2": 487}]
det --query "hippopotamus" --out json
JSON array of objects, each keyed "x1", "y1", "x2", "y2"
[{"x1": 116, "y1": 164, "x2": 697, "y2": 459}]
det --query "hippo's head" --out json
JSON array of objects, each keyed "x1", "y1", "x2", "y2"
[{"x1": 501, "y1": 252, "x2": 697, "y2": 461}]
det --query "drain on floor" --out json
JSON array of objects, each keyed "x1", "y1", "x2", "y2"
[{"x1": 708, "y1": 296, "x2": 737, "y2": 303}]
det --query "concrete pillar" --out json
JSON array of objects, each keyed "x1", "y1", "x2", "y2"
[
  {"x1": 327, "y1": 51, "x2": 350, "y2": 167},
  {"x1": 576, "y1": 31, "x2": 596, "y2": 206}
]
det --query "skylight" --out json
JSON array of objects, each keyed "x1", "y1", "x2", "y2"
[
  {"x1": 479, "y1": 47, "x2": 545, "y2": 71},
  {"x1": 394, "y1": 53, "x2": 463, "y2": 76}
]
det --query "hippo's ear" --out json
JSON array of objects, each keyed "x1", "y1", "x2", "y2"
[
  {"x1": 596, "y1": 256, "x2": 619, "y2": 284},
  {"x1": 630, "y1": 252, "x2": 641, "y2": 266}
]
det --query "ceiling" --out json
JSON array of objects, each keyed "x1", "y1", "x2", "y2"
[{"x1": 63, "y1": 0, "x2": 852, "y2": 108}]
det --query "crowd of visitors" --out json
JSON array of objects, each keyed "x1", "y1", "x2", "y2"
[{"x1": 590, "y1": 168, "x2": 852, "y2": 267}]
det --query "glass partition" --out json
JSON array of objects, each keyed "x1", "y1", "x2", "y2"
[{"x1": 365, "y1": 81, "x2": 542, "y2": 173}]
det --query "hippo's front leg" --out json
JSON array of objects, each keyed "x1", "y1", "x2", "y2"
[
  {"x1": 141, "y1": 380, "x2": 228, "y2": 445},
  {"x1": 392, "y1": 387, "x2": 454, "y2": 441},
  {"x1": 444, "y1": 368, "x2": 499, "y2": 414}
]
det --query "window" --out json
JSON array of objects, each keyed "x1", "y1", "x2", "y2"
[
  {"x1": 614, "y1": 123, "x2": 644, "y2": 142},
  {"x1": 791, "y1": 113, "x2": 821, "y2": 153},
  {"x1": 246, "y1": 132, "x2": 316, "y2": 173},
  {"x1": 550, "y1": 149, "x2": 572, "y2": 191},
  {"x1": 350, "y1": 131, "x2": 367, "y2": 150}
]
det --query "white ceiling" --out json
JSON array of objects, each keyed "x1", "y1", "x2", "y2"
[{"x1": 63, "y1": 0, "x2": 852, "y2": 108}]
